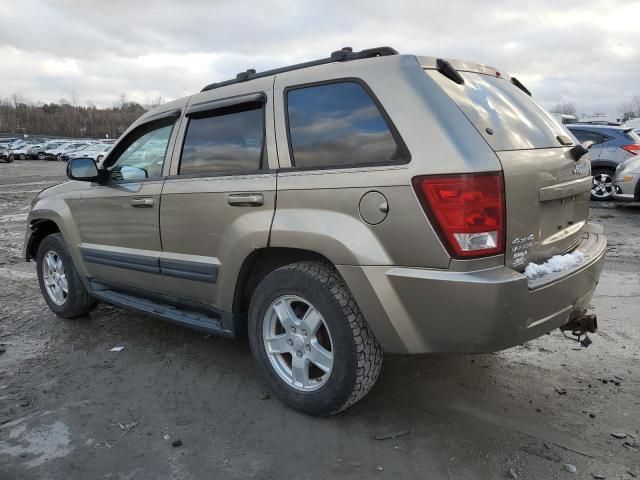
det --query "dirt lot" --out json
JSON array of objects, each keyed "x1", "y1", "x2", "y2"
[{"x1": 1, "y1": 160, "x2": 639, "y2": 480}]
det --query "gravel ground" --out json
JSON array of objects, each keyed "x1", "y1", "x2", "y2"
[{"x1": 1, "y1": 160, "x2": 639, "y2": 480}]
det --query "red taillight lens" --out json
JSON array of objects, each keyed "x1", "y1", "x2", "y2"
[
  {"x1": 622, "y1": 144, "x2": 640, "y2": 155},
  {"x1": 413, "y1": 172, "x2": 505, "y2": 258}
]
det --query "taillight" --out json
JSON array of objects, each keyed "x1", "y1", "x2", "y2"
[
  {"x1": 622, "y1": 144, "x2": 640, "y2": 155},
  {"x1": 413, "y1": 172, "x2": 505, "y2": 258}
]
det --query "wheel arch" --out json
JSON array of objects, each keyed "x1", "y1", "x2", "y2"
[
  {"x1": 590, "y1": 160, "x2": 618, "y2": 171},
  {"x1": 230, "y1": 247, "x2": 335, "y2": 336},
  {"x1": 26, "y1": 218, "x2": 61, "y2": 261}
]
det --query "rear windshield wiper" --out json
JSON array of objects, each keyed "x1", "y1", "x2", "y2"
[
  {"x1": 436, "y1": 58, "x2": 464, "y2": 85},
  {"x1": 511, "y1": 76, "x2": 531, "y2": 96}
]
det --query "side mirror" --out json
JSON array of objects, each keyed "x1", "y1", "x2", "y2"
[
  {"x1": 67, "y1": 158, "x2": 102, "y2": 182},
  {"x1": 583, "y1": 140, "x2": 595, "y2": 150}
]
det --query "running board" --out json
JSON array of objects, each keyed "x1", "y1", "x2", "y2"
[{"x1": 92, "y1": 288, "x2": 233, "y2": 337}]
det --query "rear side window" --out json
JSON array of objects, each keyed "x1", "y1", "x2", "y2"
[
  {"x1": 179, "y1": 104, "x2": 264, "y2": 176},
  {"x1": 426, "y1": 70, "x2": 572, "y2": 151},
  {"x1": 569, "y1": 129, "x2": 605, "y2": 145},
  {"x1": 286, "y1": 81, "x2": 406, "y2": 168}
]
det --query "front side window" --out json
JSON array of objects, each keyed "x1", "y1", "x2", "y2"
[
  {"x1": 286, "y1": 81, "x2": 404, "y2": 169},
  {"x1": 179, "y1": 103, "x2": 264, "y2": 176},
  {"x1": 108, "y1": 121, "x2": 174, "y2": 181}
]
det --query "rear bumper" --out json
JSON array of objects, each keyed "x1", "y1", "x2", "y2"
[{"x1": 339, "y1": 223, "x2": 606, "y2": 354}]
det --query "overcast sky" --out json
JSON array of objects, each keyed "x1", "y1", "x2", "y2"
[{"x1": 2, "y1": 0, "x2": 639, "y2": 118}]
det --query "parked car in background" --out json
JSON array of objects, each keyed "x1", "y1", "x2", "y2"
[
  {"x1": 624, "y1": 117, "x2": 640, "y2": 132},
  {"x1": 566, "y1": 124, "x2": 640, "y2": 200},
  {"x1": 34, "y1": 141, "x2": 66, "y2": 160},
  {"x1": 55, "y1": 144, "x2": 90, "y2": 162},
  {"x1": 44, "y1": 142, "x2": 88, "y2": 161},
  {"x1": 613, "y1": 156, "x2": 640, "y2": 203},
  {"x1": 8, "y1": 142, "x2": 39, "y2": 160},
  {"x1": 0, "y1": 145, "x2": 13, "y2": 163},
  {"x1": 0, "y1": 138, "x2": 20, "y2": 148},
  {"x1": 26, "y1": 143, "x2": 47, "y2": 159},
  {"x1": 67, "y1": 143, "x2": 111, "y2": 165}
]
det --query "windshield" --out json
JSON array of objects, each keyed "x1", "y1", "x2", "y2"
[{"x1": 426, "y1": 69, "x2": 572, "y2": 151}]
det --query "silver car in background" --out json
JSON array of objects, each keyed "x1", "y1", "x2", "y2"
[{"x1": 613, "y1": 156, "x2": 640, "y2": 202}]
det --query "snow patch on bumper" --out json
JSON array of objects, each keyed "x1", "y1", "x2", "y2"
[{"x1": 524, "y1": 251, "x2": 585, "y2": 280}]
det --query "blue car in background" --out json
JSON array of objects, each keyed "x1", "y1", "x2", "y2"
[{"x1": 567, "y1": 123, "x2": 640, "y2": 200}]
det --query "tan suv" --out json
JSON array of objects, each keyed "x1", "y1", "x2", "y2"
[{"x1": 24, "y1": 47, "x2": 606, "y2": 415}]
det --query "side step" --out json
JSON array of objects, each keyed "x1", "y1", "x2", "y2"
[{"x1": 92, "y1": 288, "x2": 233, "y2": 337}]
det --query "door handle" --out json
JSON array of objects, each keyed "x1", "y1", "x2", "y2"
[
  {"x1": 130, "y1": 196, "x2": 154, "y2": 208},
  {"x1": 227, "y1": 193, "x2": 264, "y2": 206}
]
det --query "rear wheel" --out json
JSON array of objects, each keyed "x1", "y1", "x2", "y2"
[
  {"x1": 248, "y1": 261, "x2": 383, "y2": 416},
  {"x1": 36, "y1": 233, "x2": 97, "y2": 318},
  {"x1": 591, "y1": 168, "x2": 614, "y2": 200},
  {"x1": 19, "y1": 153, "x2": 25, "y2": 160}
]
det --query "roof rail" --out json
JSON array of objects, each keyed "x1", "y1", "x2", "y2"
[{"x1": 200, "y1": 46, "x2": 399, "y2": 92}]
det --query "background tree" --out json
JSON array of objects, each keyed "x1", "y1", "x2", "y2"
[
  {"x1": 0, "y1": 94, "x2": 155, "y2": 139},
  {"x1": 619, "y1": 95, "x2": 640, "y2": 122},
  {"x1": 550, "y1": 102, "x2": 577, "y2": 116}
]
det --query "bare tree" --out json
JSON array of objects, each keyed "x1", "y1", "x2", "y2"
[
  {"x1": 550, "y1": 102, "x2": 577, "y2": 116},
  {"x1": 144, "y1": 95, "x2": 165, "y2": 110},
  {"x1": 618, "y1": 95, "x2": 640, "y2": 122},
  {"x1": 0, "y1": 93, "x2": 147, "y2": 138}
]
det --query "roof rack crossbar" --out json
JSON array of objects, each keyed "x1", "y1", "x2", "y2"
[{"x1": 200, "y1": 46, "x2": 398, "y2": 92}]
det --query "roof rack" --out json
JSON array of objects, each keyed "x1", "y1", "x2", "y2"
[{"x1": 200, "y1": 46, "x2": 399, "y2": 92}]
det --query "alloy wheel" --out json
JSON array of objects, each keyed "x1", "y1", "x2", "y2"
[
  {"x1": 263, "y1": 295, "x2": 334, "y2": 391},
  {"x1": 42, "y1": 250, "x2": 68, "y2": 305},
  {"x1": 592, "y1": 173, "x2": 613, "y2": 199}
]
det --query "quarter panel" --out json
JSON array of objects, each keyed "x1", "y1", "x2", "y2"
[{"x1": 270, "y1": 181, "x2": 450, "y2": 268}]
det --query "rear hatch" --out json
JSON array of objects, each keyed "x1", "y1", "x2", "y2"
[{"x1": 421, "y1": 58, "x2": 592, "y2": 270}]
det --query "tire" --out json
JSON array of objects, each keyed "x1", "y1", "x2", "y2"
[
  {"x1": 37, "y1": 153, "x2": 45, "y2": 160},
  {"x1": 36, "y1": 233, "x2": 97, "y2": 318},
  {"x1": 248, "y1": 261, "x2": 383, "y2": 416},
  {"x1": 591, "y1": 168, "x2": 615, "y2": 201},
  {"x1": 19, "y1": 153, "x2": 25, "y2": 160}
]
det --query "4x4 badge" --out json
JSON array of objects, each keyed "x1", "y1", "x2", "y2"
[{"x1": 573, "y1": 162, "x2": 586, "y2": 176}]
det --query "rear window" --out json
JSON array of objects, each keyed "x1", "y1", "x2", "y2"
[{"x1": 426, "y1": 70, "x2": 572, "y2": 151}]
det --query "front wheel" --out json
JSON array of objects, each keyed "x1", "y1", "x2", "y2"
[
  {"x1": 248, "y1": 261, "x2": 383, "y2": 416},
  {"x1": 591, "y1": 168, "x2": 615, "y2": 201},
  {"x1": 36, "y1": 233, "x2": 97, "y2": 318}
]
